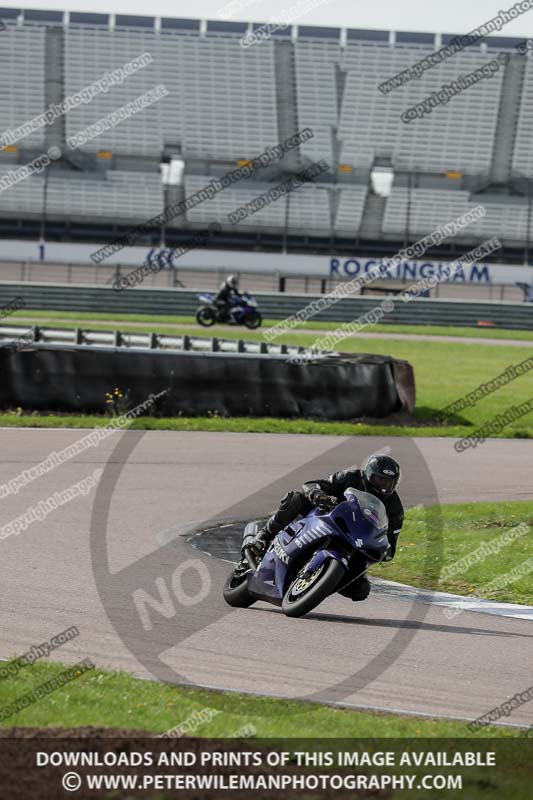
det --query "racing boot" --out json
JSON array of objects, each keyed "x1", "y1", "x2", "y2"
[{"x1": 247, "y1": 517, "x2": 279, "y2": 559}]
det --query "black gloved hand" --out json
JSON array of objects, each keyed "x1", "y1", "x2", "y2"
[
  {"x1": 310, "y1": 489, "x2": 337, "y2": 510},
  {"x1": 385, "y1": 532, "x2": 399, "y2": 560}
]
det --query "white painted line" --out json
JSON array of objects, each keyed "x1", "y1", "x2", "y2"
[{"x1": 372, "y1": 578, "x2": 533, "y2": 620}]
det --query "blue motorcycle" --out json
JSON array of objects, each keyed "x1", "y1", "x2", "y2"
[
  {"x1": 196, "y1": 292, "x2": 262, "y2": 329},
  {"x1": 223, "y1": 488, "x2": 390, "y2": 618}
]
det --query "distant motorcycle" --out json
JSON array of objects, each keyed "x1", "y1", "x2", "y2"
[
  {"x1": 223, "y1": 488, "x2": 390, "y2": 618},
  {"x1": 195, "y1": 293, "x2": 262, "y2": 329}
]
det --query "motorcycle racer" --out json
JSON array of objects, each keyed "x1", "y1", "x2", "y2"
[
  {"x1": 246, "y1": 455, "x2": 404, "y2": 601},
  {"x1": 215, "y1": 274, "x2": 242, "y2": 320}
]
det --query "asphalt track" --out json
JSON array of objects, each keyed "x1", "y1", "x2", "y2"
[{"x1": 1, "y1": 429, "x2": 532, "y2": 728}]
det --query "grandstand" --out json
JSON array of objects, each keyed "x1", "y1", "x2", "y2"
[{"x1": 1, "y1": 8, "x2": 533, "y2": 267}]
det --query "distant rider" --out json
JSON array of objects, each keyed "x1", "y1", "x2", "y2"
[
  {"x1": 215, "y1": 274, "x2": 242, "y2": 321},
  {"x1": 246, "y1": 455, "x2": 404, "y2": 601}
]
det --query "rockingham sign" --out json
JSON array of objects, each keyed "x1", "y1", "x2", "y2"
[
  {"x1": 1, "y1": 239, "x2": 532, "y2": 286},
  {"x1": 329, "y1": 257, "x2": 494, "y2": 283}
]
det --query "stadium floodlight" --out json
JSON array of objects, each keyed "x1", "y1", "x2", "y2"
[
  {"x1": 371, "y1": 166, "x2": 394, "y2": 197},
  {"x1": 161, "y1": 157, "x2": 185, "y2": 185}
]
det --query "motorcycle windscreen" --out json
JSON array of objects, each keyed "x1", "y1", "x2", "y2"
[{"x1": 344, "y1": 488, "x2": 388, "y2": 532}]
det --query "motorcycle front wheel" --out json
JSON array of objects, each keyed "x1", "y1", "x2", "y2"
[
  {"x1": 196, "y1": 306, "x2": 217, "y2": 327},
  {"x1": 244, "y1": 311, "x2": 262, "y2": 329},
  {"x1": 282, "y1": 558, "x2": 345, "y2": 618}
]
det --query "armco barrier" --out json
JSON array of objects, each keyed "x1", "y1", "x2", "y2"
[
  {"x1": 1, "y1": 281, "x2": 531, "y2": 330},
  {"x1": 0, "y1": 342, "x2": 415, "y2": 420}
]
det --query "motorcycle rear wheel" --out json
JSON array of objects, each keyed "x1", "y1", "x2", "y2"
[
  {"x1": 223, "y1": 568, "x2": 256, "y2": 608},
  {"x1": 196, "y1": 307, "x2": 216, "y2": 327},
  {"x1": 282, "y1": 558, "x2": 345, "y2": 618}
]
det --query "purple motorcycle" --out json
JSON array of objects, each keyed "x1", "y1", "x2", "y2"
[
  {"x1": 223, "y1": 488, "x2": 390, "y2": 618},
  {"x1": 196, "y1": 292, "x2": 262, "y2": 329}
]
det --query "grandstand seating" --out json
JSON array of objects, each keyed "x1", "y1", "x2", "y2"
[
  {"x1": 64, "y1": 30, "x2": 163, "y2": 157},
  {"x1": 338, "y1": 43, "x2": 503, "y2": 174},
  {"x1": 184, "y1": 175, "x2": 286, "y2": 228},
  {"x1": 334, "y1": 185, "x2": 367, "y2": 234},
  {"x1": 0, "y1": 169, "x2": 44, "y2": 216},
  {"x1": 294, "y1": 41, "x2": 340, "y2": 166},
  {"x1": 512, "y1": 57, "x2": 533, "y2": 177},
  {"x1": 383, "y1": 187, "x2": 531, "y2": 241},
  {"x1": 0, "y1": 168, "x2": 163, "y2": 221},
  {"x1": 0, "y1": 27, "x2": 46, "y2": 149},
  {"x1": 184, "y1": 177, "x2": 364, "y2": 235},
  {"x1": 46, "y1": 171, "x2": 164, "y2": 220},
  {"x1": 1, "y1": 10, "x2": 533, "y2": 246},
  {"x1": 65, "y1": 30, "x2": 278, "y2": 160}
]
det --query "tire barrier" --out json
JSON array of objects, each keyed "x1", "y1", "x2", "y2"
[
  {"x1": 0, "y1": 342, "x2": 415, "y2": 420},
  {"x1": 0, "y1": 281, "x2": 532, "y2": 330}
]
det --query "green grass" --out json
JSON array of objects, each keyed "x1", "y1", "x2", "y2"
[
  {"x1": 0, "y1": 412, "x2": 470, "y2": 438},
  {"x1": 8, "y1": 307, "x2": 533, "y2": 340},
  {"x1": 0, "y1": 660, "x2": 524, "y2": 737},
  {"x1": 1, "y1": 336, "x2": 532, "y2": 438},
  {"x1": 381, "y1": 500, "x2": 533, "y2": 605},
  {"x1": 3, "y1": 310, "x2": 533, "y2": 438},
  {"x1": 1, "y1": 665, "x2": 529, "y2": 800}
]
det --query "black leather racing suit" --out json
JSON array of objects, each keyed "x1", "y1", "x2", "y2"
[
  {"x1": 262, "y1": 468, "x2": 404, "y2": 601},
  {"x1": 215, "y1": 280, "x2": 241, "y2": 319}
]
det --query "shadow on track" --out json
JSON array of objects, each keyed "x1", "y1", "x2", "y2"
[{"x1": 250, "y1": 606, "x2": 533, "y2": 639}]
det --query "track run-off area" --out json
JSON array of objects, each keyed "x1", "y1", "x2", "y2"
[{"x1": 0, "y1": 429, "x2": 532, "y2": 727}]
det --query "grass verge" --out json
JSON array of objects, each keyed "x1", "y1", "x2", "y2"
[
  {"x1": 2, "y1": 313, "x2": 533, "y2": 439},
  {"x1": 8, "y1": 308, "x2": 533, "y2": 341},
  {"x1": 381, "y1": 500, "x2": 533, "y2": 605},
  {"x1": 0, "y1": 660, "x2": 524, "y2": 737}
]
